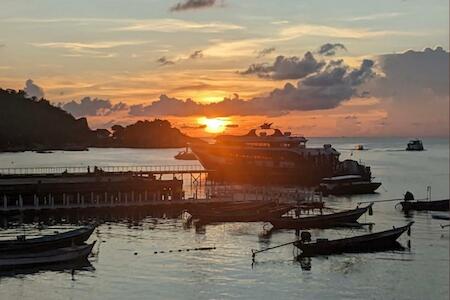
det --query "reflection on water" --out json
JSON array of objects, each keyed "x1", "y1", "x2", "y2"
[
  {"x1": 0, "y1": 259, "x2": 95, "y2": 279},
  {"x1": 0, "y1": 138, "x2": 448, "y2": 300}
]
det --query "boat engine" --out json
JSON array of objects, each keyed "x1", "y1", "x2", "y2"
[{"x1": 404, "y1": 191, "x2": 414, "y2": 201}]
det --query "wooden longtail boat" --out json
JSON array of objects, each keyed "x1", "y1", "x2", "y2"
[
  {"x1": 294, "y1": 222, "x2": 413, "y2": 256},
  {"x1": 269, "y1": 203, "x2": 373, "y2": 229},
  {"x1": 0, "y1": 225, "x2": 95, "y2": 253},
  {"x1": 194, "y1": 205, "x2": 293, "y2": 223},
  {"x1": 0, "y1": 242, "x2": 95, "y2": 270},
  {"x1": 399, "y1": 199, "x2": 449, "y2": 211}
]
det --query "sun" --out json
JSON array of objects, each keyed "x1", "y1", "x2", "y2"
[{"x1": 197, "y1": 117, "x2": 230, "y2": 133}]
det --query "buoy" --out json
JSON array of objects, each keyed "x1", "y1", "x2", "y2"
[{"x1": 134, "y1": 252, "x2": 138, "y2": 255}]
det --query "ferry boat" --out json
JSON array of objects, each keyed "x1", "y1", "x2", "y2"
[
  {"x1": 406, "y1": 139, "x2": 424, "y2": 151},
  {"x1": 190, "y1": 124, "x2": 341, "y2": 185}
]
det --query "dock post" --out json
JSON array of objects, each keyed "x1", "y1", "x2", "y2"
[
  {"x1": 19, "y1": 195, "x2": 23, "y2": 209},
  {"x1": 104, "y1": 192, "x2": 107, "y2": 205},
  {"x1": 81, "y1": 195, "x2": 85, "y2": 207},
  {"x1": 132, "y1": 191, "x2": 135, "y2": 203},
  {"x1": 118, "y1": 192, "x2": 121, "y2": 203},
  {"x1": 91, "y1": 192, "x2": 94, "y2": 205},
  {"x1": 62, "y1": 193, "x2": 65, "y2": 206},
  {"x1": 139, "y1": 192, "x2": 142, "y2": 203},
  {"x1": 124, "y1": 193, "x2": 128, "y2": 204},
  {"x1": 145, "y1": 190, "x2": 148, "y2": 202},
  {"x1": 3, "y1": 195, "x2": 7, "y2": 209},
  {"x1": 77, "y1": 192, "x2": 80, "y2": 205}
]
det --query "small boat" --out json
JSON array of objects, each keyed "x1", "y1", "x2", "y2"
[
  {"x1": 406, "y1": 139, "x2": 424, "y2": 151},
  {"x1": 0, "y1": 242, "x2": 95, "y2": 270},
  {"x1": 0, "y1": 225, "x2": 95, "y2": 253},
  {"x1": 318, "y1": 175, "x2": 381, "y2": 195},
  {"x1": 400, "y1": 199, "x2": 449, "y2": 211},
  {"x1": 174, "y1": 147, "x2": 197, "y2": 160},
  {"x1": 355, "y1": 144, "x2": 365, "y2": 151},
  {"x1": 269, "y1": 203, "x2": 373, "y2": 229},
  {"x1": 295, "y1": 222, "x2": 413, "y2": 256},
  {"x1": 193, "y1": 205, "x2": 293, "y2": 223}
]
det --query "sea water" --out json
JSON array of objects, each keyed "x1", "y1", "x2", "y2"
[{"x1": 0, "y1": 137, "x2": 448, "y2": 300}]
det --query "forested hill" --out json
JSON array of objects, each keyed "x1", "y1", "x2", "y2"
[
  {"x1": 0, "y1": 88, "x2": 93, "y2": 151},
  {"x1": 0, "y1": 88, "x2": 195, "y2": 151}
]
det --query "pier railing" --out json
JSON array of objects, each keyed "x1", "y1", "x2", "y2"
[{"x1": 0, "y1": 165, "x2": 207, "y2": 176}]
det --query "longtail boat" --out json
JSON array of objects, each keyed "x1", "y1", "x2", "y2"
[
  {"x1": 0, "y1": 225, "x2": 95, "y2": 253},
  {"x1": 0, "y1": 242, "x2": 95, "y2": 270},
  {"x1": 295, "y1": 222, "x2": 413, "y2": 256},
  {"x1": 399, "y1": 199, "x2": 449, "y2": 211},
  {"x1": 194, "y1": 205, "x2": 293, "y2": 223},
  {"x1": 269, "y1": 203, "x2": 373, "y2": 229}
]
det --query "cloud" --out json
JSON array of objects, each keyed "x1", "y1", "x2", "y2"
[
  {"x1": 240, "y1": 52, "x2": 325, "y2": 80},
  {"x1": 31, "y1": 40, "x2": 148, "y2": 57},
  {"x1": 317, "y1": 43, "x2": 347, "y2": 56},
  {"x1": 61, "y1": 97, "x2": 128, "y2": 117},
  {"x1": 279, "y1": 24, "x2": 414, "y2": 39},
  {"x1": 24, "y1": 79, "x2": 45, "y2": 99},
  {"x1": 129, "y1": 56, "x2": 375, "y2": 117},
  {"x1": 368, "y1": 46, "x2": 449, "y2": 99},
  {"x1": 346, "y1": 12, "x2": 404, "y2": 22},
  {"x1": 170, "y1": 0, "x2": 222, "y2": 12},
  {"x1": 116, "y1": 18, "x2": 241, "y2": 33},
  {"x1": 189, "y1": 50, "x2": 204, "y2": 59},
  {"x1": 156, "y1": 56, "x2": 175, "y2": 66},
  {"x1": 256, "y1": 47, "x2": 276, "y2": 58}
]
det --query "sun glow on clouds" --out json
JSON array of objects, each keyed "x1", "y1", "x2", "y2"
[{"x1": 197, "y1": 117, "x2": 230, "y2": 133}]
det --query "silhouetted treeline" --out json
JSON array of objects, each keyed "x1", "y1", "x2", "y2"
[
  {"x1": 0, "y1": 88, "x2": 196, "y2": 151},
  {"x1": 104, "y1": 119, "x2": 196, "y2": 148}
]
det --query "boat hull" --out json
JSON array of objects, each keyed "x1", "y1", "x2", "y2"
[
  {"x1": 295, "y1": 222, "x2": 412, "y2": 256},
  {"x1": 194, "y1": 205, "x2": 293, "y2": 223},
  {"x1": 400, "y1": 199, "x2": 449, "y2": 211},
  {"x1": 270, "y1": 204, "x2": 372, "y2": 229},
  {"x1": 190, "y1": 144, "x2": 337, "y2": 185},
  {"x1": 321, "y1": 182, "x2": 381, "y2": 195},
  {"x1": 0, "y1": 242, "x2": 95, "y2": 269}
]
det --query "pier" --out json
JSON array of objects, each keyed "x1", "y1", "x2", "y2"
[{"x1": 0, "y1": 165, "x2": 323, "y2": 214}]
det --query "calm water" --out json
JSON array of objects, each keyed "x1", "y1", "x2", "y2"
[{"x1": 0, "y1": 138, "x2": 448, "y2": 300}]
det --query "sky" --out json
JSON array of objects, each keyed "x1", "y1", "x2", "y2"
[{"x1": 0, "y1": 0, "x2": 448, "y2": 137}]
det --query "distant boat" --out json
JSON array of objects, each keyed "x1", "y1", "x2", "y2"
[
  {"x1": 355, "y1": 144, "x2": 365, "y2": 150},
  {"x1": 174, "y1": 147, "x2": 197, "y2": 160},
  {"x1": 318, "y1": 175, "x2": 381, "y2": 195},
  {"x1": 0, "y1": 225, "x2": 95, "y2": 253},
  {"x1": 0, "y1": 243, "x2": 95, "y2": 270},
  {"x1": 294, "y1": 222, "x2": 413, "y2": 256},
  {"x1": 406, "y1": 139, "x2": 424, "y2": 151}
]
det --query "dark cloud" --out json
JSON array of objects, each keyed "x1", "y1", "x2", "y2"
[
  {"x1": 240, "y1": 52, "x2": 325, "y2": 80},
  {"x1": 62, "y1": 97, "x2": 128, "y2": 118},
  {"x1": 256, "y1": 47, "x2": 276, "y2": 58},
  {"x1": 317, "y1": 43, "x2": 347, "y2": 56},
  {"x1": 226, "y1": 124, "x2": 239, "y2": 128},
  {"x1": 189, "y1": 50, "x2": 203, "y2": 59},
  {"x1": 369, "y1": 46, "x2": 449, "y2": 99},
  {"x1": 129, "y1": 58, "x2": 375, "y2": 117},
  {"x1": 180, "y1": 124, "x2": 207, "y2": 129},
  {"x1": 170, "y1": 0, "x2": 221, "y2": 11},
  {"x1": 24, "y1": 79, "x2": 44, "y2": 99},
  {"x1": 156, "y1": 56, "x2": 175, "y2": 66}
]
